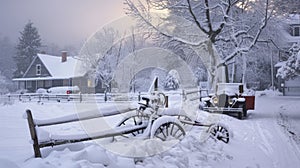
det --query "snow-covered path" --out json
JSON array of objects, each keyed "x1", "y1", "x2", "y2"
[
  {"x1": 216, "y1": 95, "x2": 300, "y2": 168},
  {"x1": 0, "y1": 104, "x2": 32, "y2": 164},
  {"x1": 250, "y1": 96, "x2": 300, "y2": 167}
]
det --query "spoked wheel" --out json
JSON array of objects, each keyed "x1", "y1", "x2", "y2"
[
  {"x1": 114, "y1": 114, "x2": 148, "y2": 140},
  {"x1": 209, "y1": 124, "x2": 229, "y2": 143},
  {"x1": 152, "y1": 121, "x2": 186, "y2": 141}
]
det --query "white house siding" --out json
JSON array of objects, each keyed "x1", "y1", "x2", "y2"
[{"x1": 284, "y1": 76, "x2": 300, "y2": 96}]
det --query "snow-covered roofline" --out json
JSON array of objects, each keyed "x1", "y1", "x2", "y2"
[
  {"x1": 285, "y1": 14, "x2": 300, "y2": 25},
  {"x1": 13, "y1": 53, "x2": 86, "y2": 81},
  {"x1": 275, "y1": 61, "x2": 287, "y2": 68},
  {"x1": 12, "y1": 76, "x2": 74, "y2": 81},
  {"x1": 40, "y1": 53, "x2": 86, "y2": 78}
]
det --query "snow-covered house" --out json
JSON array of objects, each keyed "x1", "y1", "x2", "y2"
[
  {"x1": 13, "y1": 52, "x2": 105, "y2": 93},
  {"x1": 275, "y1": 15, "x2": 300, "y2": 96},
  {"x1": 277, "y1": 14, "x2": 300, "y2": 50}
]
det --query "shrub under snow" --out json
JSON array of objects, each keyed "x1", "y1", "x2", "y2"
[{"x1": 277, "y1": 43, "x2": 300, "y2": 80}]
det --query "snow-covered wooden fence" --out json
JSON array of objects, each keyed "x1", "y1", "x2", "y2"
[
  {"x1": 1, "y1": 89, "x2": 206, "y2": 104},
  {"x1": 25, "y1": 107, "x2": 137, "y2": 158},
  {"x1": 183, "y1": 88, "x2": 208, "y2": 102},
  {"x1": 2, "y1": 93, "x2": 143, "y2": 103}
]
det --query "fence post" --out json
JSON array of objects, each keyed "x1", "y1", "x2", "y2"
[
  {"x1": 80, "y1": 93, "x2": 82, "y2": 103},
  {"x1": 138, "y1": 92, "x2": 141, "y2": 101},
  {"x1": 104, "y1": 92, "x2": 107, "y2": 102},
  {"x1": 26, "y1": 110, "x2": 41, "y2": 158}
]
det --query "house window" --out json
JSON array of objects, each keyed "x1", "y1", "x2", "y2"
[
  {"x1": 87, "y1": 79, "x2": 96, "y2": 88},
  {"x1": 63, "y1": 79, "x2": 70, "y2": 86},
  {"x1": 36, "y1": 64, "x2": 41, "y2": 75},
  {"x1": 45, "y1": 80, "x2": 52, "y2": 88},
  {"x1": 26, "y1": 81, "x2": 32, "y2": 88},
  {"x1": 292, "y1": 26, "x2": 300, "y2": 36},
  {"x1": 19, "y1": 81, "x2": 25, "y2": 89},
  {"x1": 37, "y1": 80, "x2": 44, "y2": 88}
]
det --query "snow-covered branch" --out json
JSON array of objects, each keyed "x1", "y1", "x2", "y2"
[
  {"x1": 186, "y1": 0, "x2": 209, "y2": 34},
  {"x1": 126, "y1": 0, "x2": 209, "y2": 46},
  {"x1": 220, "y1": 0, "x2": 270, "y2": 65}
]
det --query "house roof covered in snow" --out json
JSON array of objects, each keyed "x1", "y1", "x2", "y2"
[
  {"x1": 37, "y1": 53, "x2": 85, "y2": 79},
  {"x1": 276, "y1": 14, "x2": 300, "y2": 48},
  {"x1": 286, "y1": 14, "x2": 300, "y2": 25},
  {"x1": 13, "y1": 53, "x2": 86, "y2": 81}
]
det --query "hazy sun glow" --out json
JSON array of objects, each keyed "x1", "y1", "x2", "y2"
[{"x1": 236, "y1": 0, "x2": 257, "y2": 10}]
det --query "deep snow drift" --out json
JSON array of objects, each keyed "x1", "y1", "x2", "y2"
[{"x1": 0, "y1": 91, "x2": 300, "y2": 168}]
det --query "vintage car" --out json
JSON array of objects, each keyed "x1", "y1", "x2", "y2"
[{"x1": 199, "y1": 83, "x2": 255, "y2": 119}]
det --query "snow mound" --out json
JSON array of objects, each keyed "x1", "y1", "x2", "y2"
[
  {"x1": 257, "y1": 89, "x2": 283, "y2": 97},
  {"x1": 0, "y1": 158, "x2": 20, "y2": 168},
  {"x1": 104, "y1": 138, "x2": 179, "y2": 158},
  {"x1": 23, "y1": 144, "x2": 135, "y2": 168}
]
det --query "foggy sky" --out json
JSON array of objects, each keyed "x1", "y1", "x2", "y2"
[{"x1": 0, "y1": 0, "x2": 125, "y2": 47}]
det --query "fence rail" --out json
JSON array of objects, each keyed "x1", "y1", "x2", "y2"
[
  {"x1": 1, "y1": 93, "x2": 143, "y2": 103},
  {"x1": 0, "y1": 88, "x2": 205, "y2": 104}
]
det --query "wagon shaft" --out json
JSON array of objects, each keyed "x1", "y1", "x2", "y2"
[{"x1": 38, "y1": 123, "x2": 148, "y2": 148}]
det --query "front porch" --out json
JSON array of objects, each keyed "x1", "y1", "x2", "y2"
[{"x1": 13, "y1": 78, "x2": 73, "y2": 93}]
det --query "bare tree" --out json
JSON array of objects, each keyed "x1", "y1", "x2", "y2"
[
  {"x1": 80, "y1": 26, "x2": 150, "y2": 92},
  {"x1": 80, "y1": 27, "x2": 122, "y2": 92},
  {"x1": 124, "y1": 0, "x2": 271, "y2": 91}
]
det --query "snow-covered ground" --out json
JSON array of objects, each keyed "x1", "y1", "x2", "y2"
[{"x1": 0, "y1": 91, "x2": 300, "y2": 168}]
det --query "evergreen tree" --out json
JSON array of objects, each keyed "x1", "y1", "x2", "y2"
[
  {"x1": 164, "y1": 70, "x2": 180, "y2": 90},
  {"x1": 0, "y1": 71, "x2": 10, "y2": 94},
  {"x1": 0, "y1": 36, "x2": 15, "y2": 78},
  {"x1": 14, "y1": 21, "x2": 42, "y2": 77}
]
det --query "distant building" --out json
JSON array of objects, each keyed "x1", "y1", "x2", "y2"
[
  {"x1": 278, "y1": 14, "x2": 300, "y2": 52},
  {"x1": 275, "y1": 15, "x2": 300, "y2": 96},
  {"x1": 13, "y1": 52, "x2": 105, "y2": 93}
]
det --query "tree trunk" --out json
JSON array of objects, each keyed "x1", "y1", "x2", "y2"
[
  {"x1": 242, "y1": 53, "x2": 246, "y2": 84},
  {"x1": 193, "y1": 41, "x2": 227, "y2": 93}
]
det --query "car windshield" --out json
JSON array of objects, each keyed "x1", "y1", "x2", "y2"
[{"x1": 216, "y1": 83, "x2": 242, "y2": 96}]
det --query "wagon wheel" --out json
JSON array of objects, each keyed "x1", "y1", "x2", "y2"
[
  {"x1": 209, "y1": 124, "x2": 229, "y2": 143},
  {"x1": 152, "y1": 121, "x2": 186, "y2": 141},
  {"x1": 116, "y1": 114, "x2": 148, "y2": 138}
]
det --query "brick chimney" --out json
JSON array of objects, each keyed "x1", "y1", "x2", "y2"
[{"x1": 61, "y1": 51, "x2": 67, "y2": 62}]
